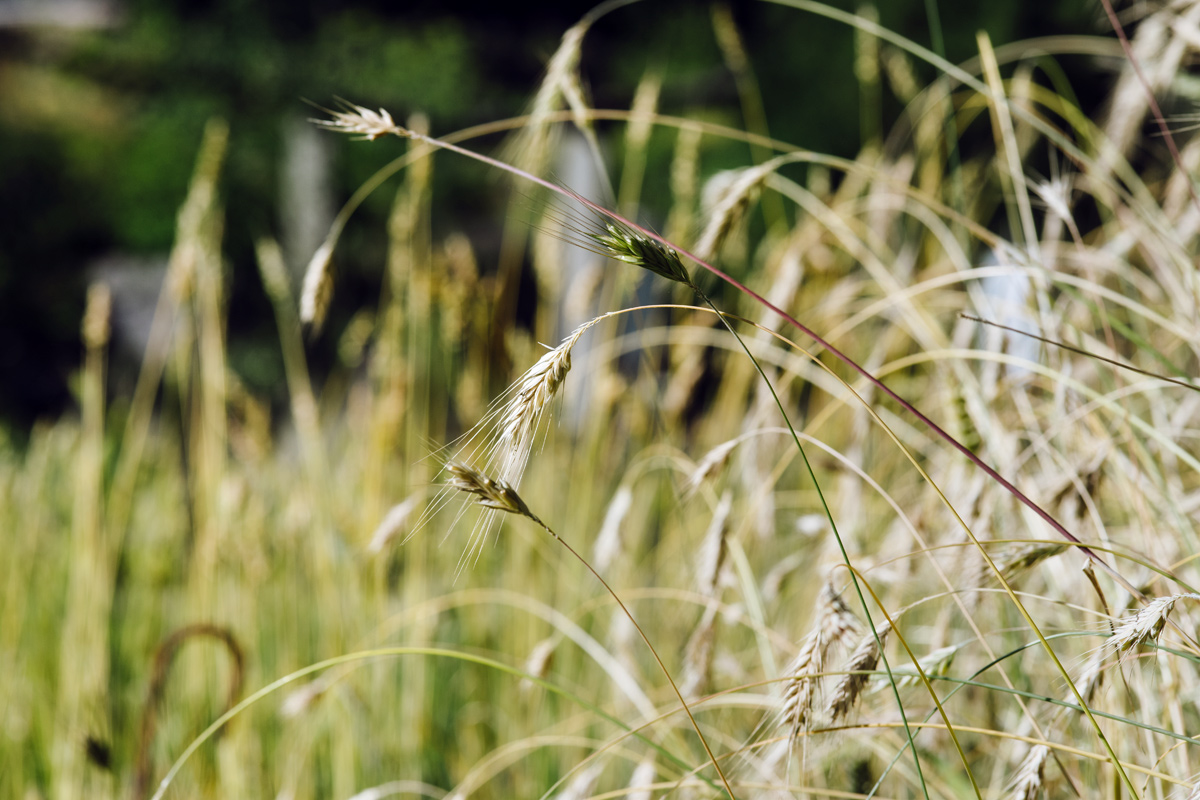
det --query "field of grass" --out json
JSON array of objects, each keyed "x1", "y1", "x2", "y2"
[{"x1": 7, "y1": 2, "x2": 1200, "y2": 798}]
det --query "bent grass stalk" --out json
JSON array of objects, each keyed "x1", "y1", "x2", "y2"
[
  {"x1": 443, "y1": 463, "x2": 738, "y2": 800},
  {"x1": 147, "y1": 646, "x2": 706, "y2": 800}
]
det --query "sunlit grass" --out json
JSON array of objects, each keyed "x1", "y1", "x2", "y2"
[{"x1": 7, "y1": 2, "x2": 1200, "y2": 799}]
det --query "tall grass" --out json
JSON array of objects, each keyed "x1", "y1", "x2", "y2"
[{"x1": 7, "y1": 2, "x2": 1200, "y2": 798}]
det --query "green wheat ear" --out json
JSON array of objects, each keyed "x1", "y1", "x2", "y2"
[{"x1": 593, "y1": 221, "x2": 693, "y2": 287}]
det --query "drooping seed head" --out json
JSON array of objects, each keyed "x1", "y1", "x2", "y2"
[
  {"x1": 314, "y1": 102, "x2": 407, "y2": 141},
  {"x1": 827, "y1": 623, "x2": 889, "y2": 722},
  {"x1": 446, "y1": 462, "x2": 540, "y2": 524},
  {"x1": 1010, "y1": 744, "x2": 1051, "y2": 800},
  {"x1": 592, "y1": 222, "x2": 692, "y2": 286},
  {"x1": 1105, "y1": 593, "x2": 1197, "y2": 654},
  {"x1": 299, "y1": 240, "x2": 335, "y2": 335}
]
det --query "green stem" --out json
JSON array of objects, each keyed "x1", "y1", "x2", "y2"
[{"x1": 693, "y1": 287, "x2": 939, "y2": 799}]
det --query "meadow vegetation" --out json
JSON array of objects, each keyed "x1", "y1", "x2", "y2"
[{"x1": 7, "y1": 1, "x2": 1200, "y2": 798}]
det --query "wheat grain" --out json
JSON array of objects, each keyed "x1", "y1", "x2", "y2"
[
  {"x1": 779, "y1": 633, "x2": 822, "y2": 742},
  {"x1": 298, "y1": 240, "x2": 335, "y2": 333},
  {"x1": 445, "y1": 462, "x2": 542, "y2": 525},
  {"x1": 997, "y1": 541, "x2": 1069, "y2": 583},
  {"x1": 592, "y1": 219, "x2": 693, "y2": 286},
  {"x1": 828, "y1": 623, "x2": 890, "y2": 722},
  {"x1": 779, "y1": 583, "x2": 860, "y2": 742},
  {"x1": 1106, "y1": 594, "x2": 1197, "y2": 654},
  {"x1": 313, "y1": 102, "x2": 403, "y2": 141},
  {"x1": 1010, "y1": 744, "x2": 1050, "y2": 800}
]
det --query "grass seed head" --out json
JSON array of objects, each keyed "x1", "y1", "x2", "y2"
[
  {"x1": 999, "y1": 541, "x2": 1069, "y2": 582},
  {"x1": 446, "y1": 462, "x2": 541, "y2": 524},
  {"x1": 494, "y1": 315, "x2": 601, "y2": 485},
  {"x1": 1010, "y1": 744, "x2": 1051, "y2": 800},
  {"x1": 299, "y1": 240, "x2": 336, "y2": 335},
  {"x1": 592, "y1": 221, "x2": 692, "y2": 286},
  {"x1": 779, "y1": 583, "x2": 861, "y2": 742},
  {"x1": 1106, "y1": 594, "x2": 1197, "y2": 654},
  {"x1": 828, "y1": 623, "x2": 890, "y2": 722},
  {"x1": 314, "y1": 102, "x2": 406, "y2": 141}
]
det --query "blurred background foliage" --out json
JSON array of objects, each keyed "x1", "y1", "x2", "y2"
[{"x1": 1, "y1": 0, "x2": 1099, "y2": 434}]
